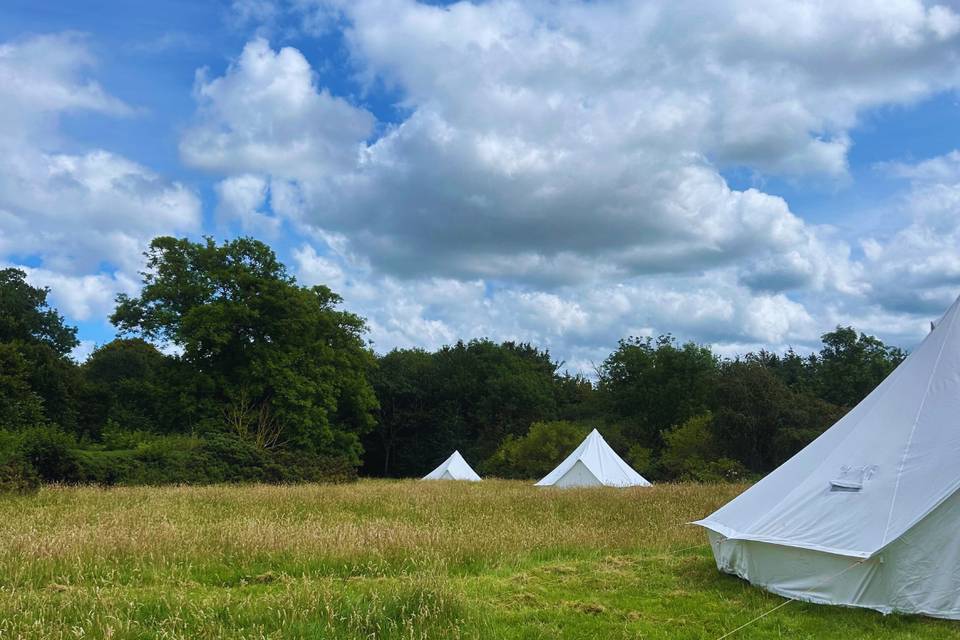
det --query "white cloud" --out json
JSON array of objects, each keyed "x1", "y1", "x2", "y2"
[
  {"x1": 181, "y1": 37, "x2": 375, "y2": 177},
  {"x1": 214, "y1": 174, "x2": 281, "y2": 236},
  {"x1": 193, "y1": 1, "x2": 960, "y2": 290},
  {"x1": 15, "y1": 266, "x2": 139, "y2": 322},
  {"x1": 71, "y1": 340, "x2": 97, "y2": 363},
  {"x1": 293, "y1": 237, "x2": 822, "y2": 371},
  {"x1": 188, "y1": 1, "x2": 960, "y2": 366},
  {"x1": 0, "y1": 150, "x2": 200, "y2": 273},
  {"x1": 0, "y1": 32, "x2": 132, "y2": 145},
  {"x1": 861, "y1": 151, "x2": 960, "y2": 315},
  {"x1": 0, "y1": 34, "x2": 202, "y2": 331}
]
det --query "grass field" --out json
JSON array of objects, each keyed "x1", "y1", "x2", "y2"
[{"x1": 2, "y1": 481, "x2": 960, "y2": 639}]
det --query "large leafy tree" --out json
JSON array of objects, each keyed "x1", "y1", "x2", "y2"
[
  {"x1": 80, "y1": 338, "x2": 177, "y2": 435},
  {"x1": 0, "y1": 268, "x2": 78, "y2": 356},
  {"x1": 431, "y1": 339, "x2": 560, "y2": 464},
  {"x1": 363, "y1": 348, "x2": 437, "y2": 476},
  {"x1": 711, "y1": 357, "x2": 844, "y2": 472},
  {"x1": 0, "y1": 343, "x2": 46, "y2": 430},
  {"x1": 363, "y1": 340, "x2": 562, "y2": 476},
  {"x1": 0, "y1": 268, "x2": 81, "y2": 431},
  {"x1": 811, "y1": 327, "x2": 906, "y2": 408},
  {"x1": 483, "y1": 420, "x2": 591, "y2": 479},
  {"x1": 111, "y1": 237, "x2": 377, "y2": 460},
  {"x1": 597, "y1": 335, "x2": 718, "y2": 452}
]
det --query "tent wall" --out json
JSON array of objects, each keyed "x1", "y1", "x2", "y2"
[
  {"x1": 708, "y1": 487, "x2": 960, "y2": 619},
  {"x1": 554, "y1": 460, "x2": 601, "y2": 488}
]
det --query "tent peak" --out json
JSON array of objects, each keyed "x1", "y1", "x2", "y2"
[
  {"x1": 535, "y1": 428, "x2": 651, "y2": 488},
  {"x1": 422, "y1": 450, "x2": 482, "y2": 481}
]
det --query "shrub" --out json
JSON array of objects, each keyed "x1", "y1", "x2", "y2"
[
  {"x1": 0, "y1": 456, "x2": 40, "y2": 494},
  {"x1": 197, "y1": 433, "x2": 269, "y2": 482},
  {"x1": 659, "y1": 412, "x2": 751, "y2": 482},
  {"x1": 483, "y1": 421, "x2": 591, "y2": 479},
  {"x1": 16, "y1": 425, "x2": 81, "y2": 483},
  {"x1": 660, "y1": 412, "x2": 716, "y2": 479},
  {"x1": 98, "y1": 420, "x2": 160, "y2": 450},
  {"x1": 626, "y1": 445, "x2": 654, "y2": 477},
  {"x1": 271, "y1": 449, "x2": 358, "y2": 484}
]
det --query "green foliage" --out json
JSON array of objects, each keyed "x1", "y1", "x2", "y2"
[
  {"x1": 0, "y1": 343, "x2": 46, "y2": 429},
  {"x1": 111, "y1": 236, "x2": 377, "y2": 460},
  {"x1": 660, "y1": 413, "x2": 750, "y2": 482},
  {"x1": 625, "y1": 444, "x2": 654, "y2": 477},
  {"x1": 712, "y1": 359, "x2": 844, "y2": 472},
  {"x1": 0, "y1": 429, "x2": 39, "y2": 493},
  {"x1": 660, "y1": 413, "x2": 717, "y2": 478},
  {"x1": 0, "y1": 234, "x2": 914, "y2": 488},
  {"x1": 597, "y1": 335, "x2": 718, "y2": 452},
  {"x1": 80, "y1": 339, "x2": 175, "y2": 436},
  {"x1": 813, "y1": 326, "x2": 906, "y2": 407},
  {"x1": 363, "y1": 340, "x2": 564, "y2": 477},
  {"x1": 364, "y1": 348, "x2": 436, "y2": 476},
  {"x1": 483, "y1": 421, "x2": 591, "y2": 479},
  {"x1": 15, "y1": 425, "x2": 81, "y2": 483},
  {"x1": 0, "y1": 456, "x2": 39, "y2": 494},
  {"x1": 71, "y1": 433, "x2": 357, "y2": 486},
  {"x1": 0, "y1": 268, "x2": 78, "y2": 356}
]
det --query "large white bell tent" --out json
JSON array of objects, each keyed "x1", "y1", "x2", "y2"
[
  {"x1": 421, "y1": 451, "x2": 482, "y2": 481},
  {"x1": 535, "y1": 429, "x2": 651, "y2": 488},
  {"x1": 696, "y1": 294, "x2": 960, "y2": 619}
]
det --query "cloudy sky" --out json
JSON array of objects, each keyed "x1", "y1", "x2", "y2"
[{"x1": 2, "y1": 0, "x2": 960, "y2": 371}]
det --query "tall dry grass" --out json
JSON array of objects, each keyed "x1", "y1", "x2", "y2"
[
  {"x1": 0, "y1": 480, "x2": 742, "y2": 589},
  {"x1": 6, "y1": 481, "x2": 955, "y2": 639}
]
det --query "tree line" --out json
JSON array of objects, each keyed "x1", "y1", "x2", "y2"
[{"x1": 0, "y1": 236, "x2": 906, "y2": 491}]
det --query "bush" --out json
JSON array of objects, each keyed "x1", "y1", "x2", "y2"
[
  {"x1": 659, "y1": 412, "x2": 751, "y2": 482},
  {"x1": 98, "y1": 420, "x2": 161, "y2": 450},
  {"x1": 660, "y1": 413, "x2": 716, "y2": 479},
  {"x1": 16, "y1": 425, "x2": 81, "y2": 483},
  {"x1": 483, "y1": 421, "x2": 591, "y2": 479},
  {"x1": 70, "y1": 432, "x2": 358, "y2": 486},
  {"x1": 0, "y1": 456, "x2": 40, "y2": 494},
  {"x1": 271, "y1": 449, "x2": 358, "y2": 484},
  {"x1": 197, "y1": 433, "x2": 269, "y2": 482},
  {"x1": 626, "y1": 445, "x2": 654, "y2": 477}
]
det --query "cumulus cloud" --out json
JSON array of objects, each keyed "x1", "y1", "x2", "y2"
[
  {"x1": 0, "y1": 32, "x2": 132, "y2": 145},
  {"x1": 293, "y1": 237, "x2": 822, "y2": 373},
  {"x1": 11, "y1": 265, "x2": 139, "y2": 322},
  {"x1": 214, "y1": 174, "x2": 281, "y2": 236},
  {"x1": 197, "y1": 1, "x2": 960, "y2": 284},
  {"x1": 0, "y1": 150, "x2": 200, "y2": 273},
  {"x1": 861, "y1": 151, "x2": 960, "y2": 315},
  {"x1": 181, "y1": 37, "x2": 375, "y2": 177},
  {"x1": 0, "y1": 34, "x2": 201, "y2": 327},
  {"x1": 184, "y1": 0, "x2": 960, "y2": 363}
]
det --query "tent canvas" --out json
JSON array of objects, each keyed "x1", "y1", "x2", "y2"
[
  {"x1": 696, "y1": 294, "x2": 960, "y2": 618},
  {"x1": 422, "y1": 451, "x2": 482, "y2": 481},
  {"x1": 535, "y1": 429, "x2": 651, "y2": 488}
]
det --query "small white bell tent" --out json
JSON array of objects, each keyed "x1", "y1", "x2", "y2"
[
  {"x1": 422, "y1": 451, "x2": 481, "y2": 481},
  {"x1": 535, "y1": 429, "x2": 651, "y2": 488},
  {"x1": 696, "y1": 294, "x2": 960, "y2": 619}
]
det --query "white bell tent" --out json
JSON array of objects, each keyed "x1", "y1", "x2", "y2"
[
  {"x1": 535, "y1": 429, "x2": 651, "y2": 488},
  {"x1": 422, "y1": 451, "x2": 481, "y2": 481},
  {"x1": 696, "y1": 294, "x2": 960, "y2": 618}
]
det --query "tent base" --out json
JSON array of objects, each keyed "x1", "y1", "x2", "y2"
[{"x1": 706, "y1": 530, "x2": 960, "y2": 620}]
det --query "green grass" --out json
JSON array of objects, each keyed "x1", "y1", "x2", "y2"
[{"x1": 1, "y1": 480, "x2": 958, "y2": 639}]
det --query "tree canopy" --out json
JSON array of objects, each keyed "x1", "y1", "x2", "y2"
[
  {"x1": 0, "y1": 234, "x2": 916, "y2": 489},
  {"x1": 112, "y1": 236, "x2": 378, "y2": 459}
]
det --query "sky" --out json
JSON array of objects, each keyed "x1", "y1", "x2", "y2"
[{"x1": 2, "y1": 0, "x2": 960, "y2": 373}]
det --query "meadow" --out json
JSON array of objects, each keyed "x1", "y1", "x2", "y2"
[{"x1": 2, "y1": 481, "x2": 959, "y2": 639}]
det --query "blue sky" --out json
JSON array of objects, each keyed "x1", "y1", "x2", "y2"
[{"x1": 2, "y1": 0, "x2": 960, "y2": 371}]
